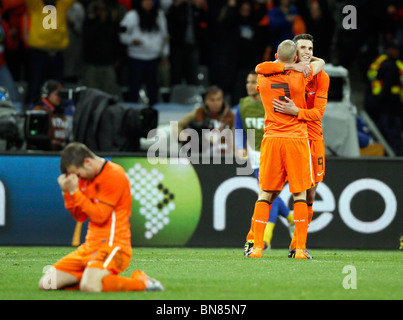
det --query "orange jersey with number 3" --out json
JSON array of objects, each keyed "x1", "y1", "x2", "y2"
[
  {"x1": 256, "y1": 62, "x2": 313, "y2": 139},
  {"x1": 63, "y1": 161, "x2": 132, "y2": 252}
]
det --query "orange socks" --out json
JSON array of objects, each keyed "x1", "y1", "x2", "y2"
[
  {"x1": 246, "y1": 213, "x2": 255, "y2": 242},
  {"x1": 102, "y1": 271, "x2": 147, "y2": 292},
  {"x1": 252, "y1": 200, "x2": 272, "y2": 249},
  {"x1": 290, "y1": 201, "x2": 312, "y2": 251},
  {"x1": 293, "y1": 200, "x2": 308, "y2": 251},
  {"x1": 290, "y1": 232, "x2": 297, "y2": 251}
]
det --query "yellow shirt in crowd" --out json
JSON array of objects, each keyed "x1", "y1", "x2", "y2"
[{"x1": 26, "y1": 0, "x2": 75, "y2": 50}]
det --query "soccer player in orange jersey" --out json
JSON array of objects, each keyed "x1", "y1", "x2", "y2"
[
  {"x1": 246, "y1": 40, "x2": 325, "y2": 259},
  {"x1": 38, "y1": 142, "x2": 164, "y2": 292},
  {"x1": 271, "y1": 34, "x2": 329, "y2": 258}
]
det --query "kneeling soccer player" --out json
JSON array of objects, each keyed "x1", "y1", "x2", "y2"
[{"x1": 38, "y1": 142, "x2": 164, "y2": 292}]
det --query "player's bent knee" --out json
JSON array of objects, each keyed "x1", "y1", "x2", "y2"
[
  {"x1": 80, "y1": 268, "x2": 110, "y2": 293},
  {"x1": 79, "y1": 281, "x2": 103, "y2": 293},
  {"x1": 79, "y1": 275, "x2": 103, "y2": 292}
]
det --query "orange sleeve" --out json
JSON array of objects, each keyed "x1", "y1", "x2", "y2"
[
  {"x1": 64, "y1": 166, "x2": 128, "y2": 225},
  {"x1": 298, "y1": 72, "x2": 329, "y2": 121},
  {"x1": 255, "y1": 61, "x2": 285, "y2": 74},
  {"x1": 63, "y1": 192, "x2": 88, "y2": 222},
  {"x1": 304, "y1": 65, "x2": 314, "y2": 84}
]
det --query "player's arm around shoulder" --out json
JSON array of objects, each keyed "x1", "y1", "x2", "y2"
[
  {"x1": 255, "y1": 61, "x2": 285, "y2": 74},
  {"x1": 310, "y1": 56, "x2": 325, "y2": 76}
]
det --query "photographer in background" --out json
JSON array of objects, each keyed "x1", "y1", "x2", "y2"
[
  {"x1": 177, "y1": 85, "x2": 235, "y2": 154},
  {"x1": 27, "y1": 80, "x2": 70, "y2": 151}
]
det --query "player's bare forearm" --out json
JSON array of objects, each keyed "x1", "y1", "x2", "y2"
[{"x1": 310, "y1": 56, "x2": 325, "y2": 76}]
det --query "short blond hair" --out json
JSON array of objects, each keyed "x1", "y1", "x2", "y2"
[{"x1": 277, "y1": 40, "x2": 297, "y2": 63}]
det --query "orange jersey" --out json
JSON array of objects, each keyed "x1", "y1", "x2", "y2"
[
  {"x1": 256, "y1": 61, "x2": 329, "y2": 140},
  {"x1": 63, "y1": 161, "x2": 132, "y2": 252},
  {"x1": 256, "y1": 61, "x2": 313, "y2": 139},
  {"x1": 299, "y1": 70, "x2": 329, "y2": 140}
]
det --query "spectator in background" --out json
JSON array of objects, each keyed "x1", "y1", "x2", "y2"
[
  {"x1": 82, "y1": 0, "x2": 120, "y2": 96},
  {"x1": 28, "y1": 79, "x2": 70, "y2": 151},
  {"x1": 300, "y1": 0, "x2": 334, "y2": 62},
  {"x1": 104, "y1": 0, "x2": 127, "y2": 22},
  {"x1": 268, "y1": 0, "x2": 306, "y2": 53},
  {"x1": 332, "y1": 0, "x2": 385, "y2": 77},
  {"x1": 119, "y1": 0, "x2": 169, "y2": 107},
  {"x1": 100, "y1": 0, "x2": 128, "y2": 98},
  {"x1": 177, "y1": 85, "x2": 235, "y2": 154},
  {"x1": 365, "y1": 39, "x2": 403, "y2": 156},
  {"x1": 1, "y1": 0, "x2": 28, "y2": 83},
  {"x1": 385, "y1": 0, "x2": 403, "y2": 51},
  {"x1": 158, "y1": 0, "x2": 174, "y2": 13},
  {"x1": 25, "y1": 0, "x2": 76, "y2": 105},
  {"x1": 206, "y1": 0, "x2": 239, "y2": 103},
  {"x1": 64, "y1": 0, "x2": 85, "y2": 83},
  {"x1": 0, "y1": 6, "x2": 19, "y2": 106},
  {"x1": 118, "y1": 0, "x2": 132, "y2": 11},
  {"x1": 232, "y1": 0, "x2": 270, "y2": 105},
  {"x1": 166, "y1": 0, "x2": 207, "y2": 87}
]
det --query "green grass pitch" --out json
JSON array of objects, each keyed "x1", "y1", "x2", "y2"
[{"x1": 1, "y1": 246, "x2": 402, "y2": 300}]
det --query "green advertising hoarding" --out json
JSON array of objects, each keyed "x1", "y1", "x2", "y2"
[{"x1": 114, "y1": 157, "x2": 202, "y2": 246}]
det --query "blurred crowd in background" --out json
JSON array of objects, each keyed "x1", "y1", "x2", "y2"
[{"x1": 0, "y1": 0, "x2": 402, "y2": 153}]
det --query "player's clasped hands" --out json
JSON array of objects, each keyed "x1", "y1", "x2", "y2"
[{"x1": 57, "y1": 173, "x2": 79, "y2": 194}]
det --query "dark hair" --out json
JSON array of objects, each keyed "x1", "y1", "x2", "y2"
[
  {"x1": 204, "y1": 85, "x2": 225, "y2": 113},
  {"x1": 205, "y1": 85, "x2": 223, "y2": 98},
  {"x1": 292, "y1": 33, "x2": 314, "y2": 44},
  {"x1": 41, "y1": 79, "x2": 62, "y2": 98},
  {"x1": 60, "y1": 142, "x2": 96, "y2": 173},
  {"x1": 132, "y1": 0, "x2": 159, "y2": 32}
]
